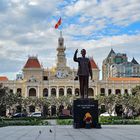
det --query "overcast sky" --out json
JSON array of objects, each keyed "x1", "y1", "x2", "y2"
[{"x1": 0, "y1": 0, "x2": 140, "y2": 80}]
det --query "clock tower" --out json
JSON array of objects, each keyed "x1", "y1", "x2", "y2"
[
  {"x1": 56, "y1": 31, "x2": 67, "y2": 69},
  {"x1": 56, "y1": 31, "x2": 70, "y2": 78}
]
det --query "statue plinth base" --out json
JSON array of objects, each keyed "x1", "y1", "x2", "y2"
[{"x1": 73, "y1": 98, "x2": 101, "y2": 129}]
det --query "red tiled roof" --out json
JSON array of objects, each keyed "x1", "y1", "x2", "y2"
[
  {"x1": 108, "y1": 77, "x2": 140, "y2": 81},
  {"x1": 24, "y1": 57, "x2": 41, "y2": 68},
  {"x1": 90, "y1": 58, "x2": 98, "y2": 69},
  {"x1": 0, "y1": 76, "x2": 8, "y2": 81}
]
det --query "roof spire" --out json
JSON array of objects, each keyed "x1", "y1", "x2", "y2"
[
  {"x1": 107, "y1": 48, "x2": 116, "y2": 58},
  {"x1": 58, "y1": 30, "x2": 64, "y2": 47},
  {"x1": 131, "y1": 57, "x2": 139, "y2": 64},
  {"x1": 60, "y1": 30, "x2": 62, "y2": 38}
]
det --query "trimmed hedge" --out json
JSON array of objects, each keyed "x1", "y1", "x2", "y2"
[
  {"x1": 99, "y1": 116, "x2": 140, "y2": 125},
  {"x1": 57, "y1": 119, "x2": 73, "y2": 125},
  {"x1": 1, "y1": 116, "x2": 140, "y2": 126},
  {"x1": 0, "y1": 117, "x2": 48, "y2": 127}
]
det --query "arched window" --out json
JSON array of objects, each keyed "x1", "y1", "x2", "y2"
[
  {"x1": 17, "y1": 88, "x2": 22, "y2": 97},
  {"x1": 100, "y1": 88, "x2": 105, "y2": 96},
  {"x1": 88, "y1": 88, "x2": 94, "y2": 96},
  {"x1": 75, "y1": 88, "x2": 79, "y2": 96},
  {"x1": 108, "y1": 89, "x2": 112, "y2": 95},
  {"x1": 17, "y1": 88, "x2": 22, "y2": 93},
  {"x1": 29, "y1": 88, "x2": 36, "y2": 97},
  {"x1": 59, "y1": 88, "x2": 64, "y2": 96},
  {"x1": 67, "y1": 88, "x2": 72, "y2": 96},
  {"x1": 115, "y1": 89, "x2": 121, "y2": 95},
  {"x1": 51, "y1": 88, "x2": 56, "y2": 97},
  {"x1": 43, "y1": 88, "x2": 48, "y2": 97},
  {"x1": 124, "y1": 89, "x2": 128, "y2": 95}
]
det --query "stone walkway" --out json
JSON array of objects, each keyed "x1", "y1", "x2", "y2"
[{"x1": 0, "y1": 125, "x2": 140, "y2": 140}]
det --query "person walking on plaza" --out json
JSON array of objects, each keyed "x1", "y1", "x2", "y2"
[{"x1": 73, "y1": 49, "x2": 92, "y2": 98}]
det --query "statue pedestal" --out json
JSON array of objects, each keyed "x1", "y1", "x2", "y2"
[{"x1": 73, "y1": 98, "x2": 101, "y2": 129}]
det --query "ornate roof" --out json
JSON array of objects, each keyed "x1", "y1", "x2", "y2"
[
  {"x1": 90, "y1": 58, "x2": 98, "y2": 69},
  {"x1": 107, "y1": 48, "x2": 116, "y2": 58},
  {"x1": 131, "y1": 57, "x2": 139, "y2": 64},
  {"x1": 24, "y1": 56, "x2": 41, "y2": 68},
  {"x1": 0, "y1": 76, "x2": 8, "y2": 81}
]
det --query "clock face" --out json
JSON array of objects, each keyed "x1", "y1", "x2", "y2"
[{"x1": 56, "y1": 70, "x2": 66, "y2": 78}]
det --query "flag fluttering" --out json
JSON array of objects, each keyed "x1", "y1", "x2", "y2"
[{"x1": 55, "y1": 17, "x2": 61, "y2": 29}]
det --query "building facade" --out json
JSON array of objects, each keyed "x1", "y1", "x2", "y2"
[
  {"x1": 102, "y1": 49, "x2": 140, "y2": 79},
  {"x1": 0, "y1": 32, "x2": 100, "y2": 115},
  {"x1": 0, "y1": 32, "x2": 140, "y2": 115}
]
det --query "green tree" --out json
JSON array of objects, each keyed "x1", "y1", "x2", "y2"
[
  {"x1": 95, "y1": 94, "x2": 116, "y2": 115},
  {"x1": 131, "y1": 85, "x2": 140, "y2": 95},
  {"x1": 131, "y1": 86, "x2": 140, "y2": 115},
  {"x1": 0, "y1": 84, "x2": 18, "y2": 116}
]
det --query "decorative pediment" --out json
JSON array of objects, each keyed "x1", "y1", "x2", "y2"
[{"x1": 28, "y1": 76, "x2": 37, "y2": 82}]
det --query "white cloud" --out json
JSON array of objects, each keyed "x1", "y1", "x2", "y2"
[
  {"x1": 65, "y1": 0, "x2": 92, "y2": 16},
  {"x1": 0, "y1": 0, "x2": 140, "y2": 79},
  {"x1": 65, "y1": 0, "x2": 140, "y2": 26}
]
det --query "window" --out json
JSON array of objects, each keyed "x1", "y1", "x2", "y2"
[
  {"x1": 75, "y1": 88, "x2": 79, "y2": 96},
  {"x1": 115, "y1": 89, "x2": 121, "y2": 95},
  {"x1": 59, "y1": 88, "x2": 64, "y2": 96},
  {"x1": 67, "y1": 88, "x2": 72, "y2": 96},
  {"x1": 108, "y1": 89, "x2": 111, "y2": 95},
  {"x1": 29, "y1": 88, "x2": 36, "y2": 97},
  {"x1": 17, "y1": 88, "x2": 22, "y2": 97},
  {"x1": 88, "y1": 88, "x2": 94, "y2": 96},
  {"x1": 43, "y1": 76, "x2": 48, "y2": 81},
  {"x1": 43, "y1": 88, "x2": 48, "y2": 97},
  {"x1": 51, "y1": 88, "x2": 56, "y2": 97},
  {"x1": 100, "y1": 88, "x2": 105, "y2": 96}
]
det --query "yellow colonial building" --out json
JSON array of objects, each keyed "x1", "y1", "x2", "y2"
[
  {"x1": 0, "y1": 32, "x2": 140, "y2": 114},
  {"x1": 0, "y1": 32, "x2": 99, "y2": 115}
]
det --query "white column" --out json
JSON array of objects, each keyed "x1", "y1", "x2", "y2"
[
  {"x1": 72, "y1": 87, "x2": 75, "y2": 96},
  {"x1": 128, "y1": 88, "x2": 131, "y2": 94},
  {"x1": 95, "y1": 85, "x2": 98, "y2": 96},
  {"x1": 105, "y1": 88, "x2": 108, "y2": 96},
  {"x1": 37, "y1": 86, "x2": 39, "y2": 98},
  {"x1": 56, "y1": 86, "x2": 59, "y2": 98},
  {"x1": 112, "y1": 88, "x2": 115, "y2": 94},
  {"x1": 121, "y1": 89, "x2": 124, "y2": 95},
  {"x1": 25, "y1": 87, "x2": 28, "y2": 97},
  {"x1": 64, "y1": 87, "x2": 67, "y2": 96},
  {"x1": 48, "y1": 86, "x2": 51, "y2": 97},
  {"x1": 13, "y1": 83, "x2": 16, "y2": 94}
]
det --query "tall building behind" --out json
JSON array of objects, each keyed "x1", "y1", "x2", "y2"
[{"x1": 102, "y1": 49, "x2": 140, "y2": 79}]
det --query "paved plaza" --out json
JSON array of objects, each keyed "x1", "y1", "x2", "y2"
[{"x1": 0, "y1": 125, "x2": 140, "y2": 140}]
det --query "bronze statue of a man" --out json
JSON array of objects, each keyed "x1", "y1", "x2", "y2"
[{"x1": 73, "y1": 49, "x2": 92, "y2": 98}]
